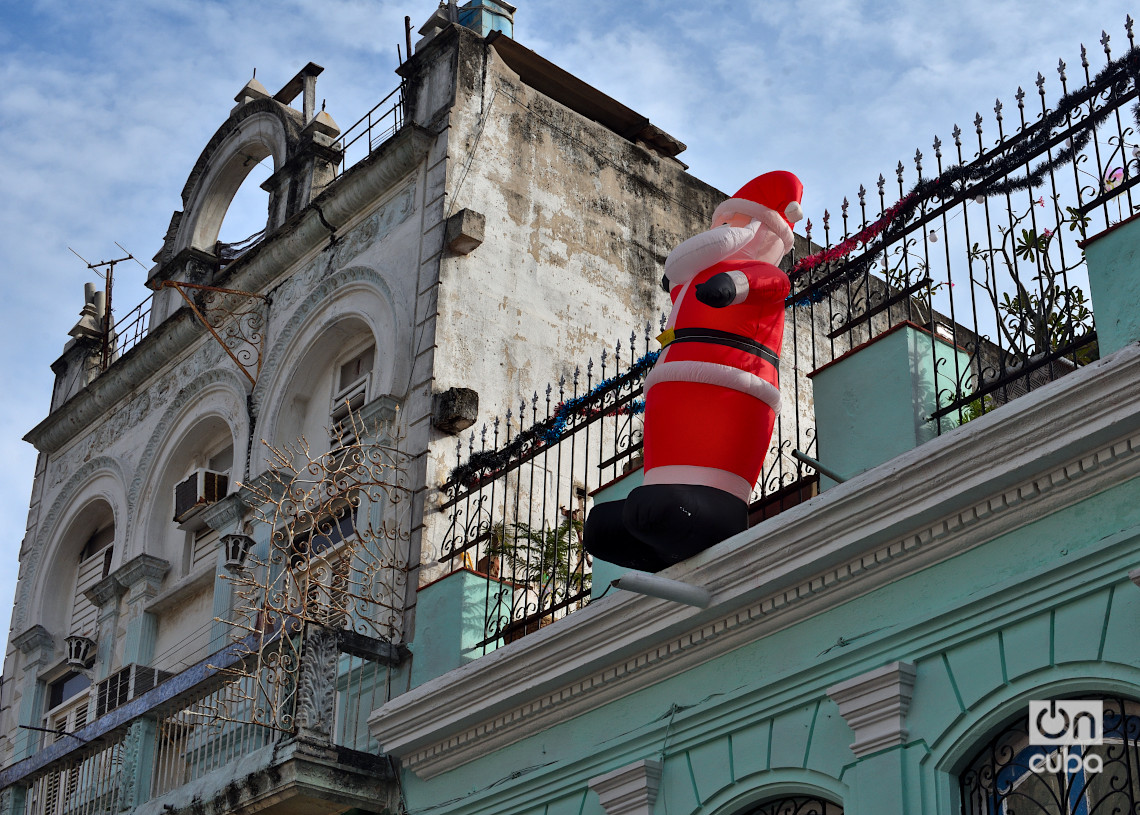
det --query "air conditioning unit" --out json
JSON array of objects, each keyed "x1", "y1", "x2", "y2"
[
  {"x1": 95, "y1": 664, "x2": 173, "y2": 718},
  {"x1": 173, "y1": 469, "x2": 229, "y2": 529}
]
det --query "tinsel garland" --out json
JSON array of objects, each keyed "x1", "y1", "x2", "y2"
[
  {"x1": 446, "y1": 351, "x2": 659, "y2": 486},
  {"x1": 788, "y1": 44, "x2": 1140, "y2": 303}
]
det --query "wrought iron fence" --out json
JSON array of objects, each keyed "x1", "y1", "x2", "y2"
[
  {"x1": 438, "y1": 18, "x2": 1140, "y2": 653},
  {"x1": 438, "y1": 313, "x2": 824, "y2": 651},
  {"x1": 792, "y1": 20, "x2": 1139, "y2": 428}
]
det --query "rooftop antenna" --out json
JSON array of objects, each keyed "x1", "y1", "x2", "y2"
[{"x1": 69, "y1": 245, "x2": 139, "y2": 372}]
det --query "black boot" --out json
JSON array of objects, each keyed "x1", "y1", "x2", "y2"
[{"x1": 623, "y1": 483, "x2": 748, "y2": 567}]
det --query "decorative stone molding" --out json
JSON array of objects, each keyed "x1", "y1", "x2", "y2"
[
  {"x1": 588, "y1": 760, "x2": 662, "y2": 815},
  {"x1": 113, "y1": 554, "x2": 171, "y2": 604},
  {"x1": 85, "y1": 573, "x2": 126, "y2": 609},
  {"x1": 201, "y1": 491, "x2": 251, "y2": 533},
  {"x1": 295, "y1": 625, "x2": 340, "y2": 742},
  {"x1": 1129, "y1": 567, "x2": 1140, "y2": 588},
  {"x1": 827, "y1": 662, "x2": 917, "y2": 757},
  {"x1": 369, "y1": 344, "x2": 1140, "y2": 779},
  {"x1": 12, "y1": 625, "x2": 54, "y2": 660}
]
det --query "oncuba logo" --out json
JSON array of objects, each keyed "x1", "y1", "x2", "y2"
[{"x1": 1027, "y1": 700, "x2": 1103, "y2": 774}]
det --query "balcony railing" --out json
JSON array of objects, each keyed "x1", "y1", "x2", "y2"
[{"x1": 441, "y1": 18, "x2": 1140, "y2": 656}]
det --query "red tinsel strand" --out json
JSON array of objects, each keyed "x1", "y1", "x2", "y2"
[{"x1": 790, "y1": 192, "x2": 918, "y2": 278}]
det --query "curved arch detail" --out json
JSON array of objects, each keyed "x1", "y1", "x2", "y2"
[
  {"x1": 127, "y1": 367, "x2": 251, "y2": 557},
  {"x1": 698, "y1": 769, "x2": 847, "y2": 815},
  {"x1": 173, "y1": 101, "x2": 302, "y2": 256},
  {"x1": 928, "y1": 661, "x2": 1140, "y2": 777},
  {"x1": 15, "y1": 456, "x2": 128, "y2": 634},
  {"x1": 251, "y1": 265, "x2": 406, "y2": 468}
]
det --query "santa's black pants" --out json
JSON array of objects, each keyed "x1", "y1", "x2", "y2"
[{"x1": 584, "y1": 483, "x2": 748, "y2": 572}]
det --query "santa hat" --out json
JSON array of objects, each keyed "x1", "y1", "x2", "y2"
[{"x1": 711, "y1": 171, "x2": 804, "y2": 254}]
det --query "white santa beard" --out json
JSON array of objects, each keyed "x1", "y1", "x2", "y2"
[{"x1": 741, "y1": 228, "x2": 787, "y2": 265}]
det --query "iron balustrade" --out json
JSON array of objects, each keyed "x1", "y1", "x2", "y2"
[{"x1": 333, "y1": 83, "x2": 406, "y2": 175}]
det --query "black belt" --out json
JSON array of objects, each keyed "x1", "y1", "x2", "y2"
[{"x1": 659, "y1": 327, "x2": 779, "y2": 367}]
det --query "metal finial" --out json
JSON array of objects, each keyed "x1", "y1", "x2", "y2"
[
  {"x1": 805, "y1": 218, "x2": 812, "y2": 239},
  {"x1": 600, "y1": 348, "x2": 608, "y2": 367},
  {"x1": 1081, "y1": 43, "x2": 1089, "y2": 68},
  {"x1": 1058, "y1": 58, "x2": 1066, "y2": 82},
  {"x1": 1101, "y1": 30, "x2": 1111, "y2": 56},
  {"x1": 914, "y1": 148, "x2": 923, "y2": 173},
  {"x1": 506, "y1": 406, "x2": 513, "y2": 423},
  {"x1": 994, "y1": 98, "x2": 1003, "y2": 120},
  {"x1": 532, "y1": 391, "x2": 539, "y2": 408},
  {"x1": 842, "y1": 197, "x2": 849, "y2": 217},
  {"x1": 546, "y1": 382, "x2": 553, "y2": 399},
  {"x1": 822, "y1": 209, "x2": 830, "y2": 230},
  {"x1": 896, "y1": 160, "x2": 905, "y2": 182},
  {"x1": 1036, "y1": 72, "x2": 1046, "y2": 93},
  {"x1": 858, "y1": 184, "x2": 867, "y2": 205},
  {"x1": 952, "y1": 124, "x2": 962, "y2": 146},
  {"x1": 877, "y1": 174, "x2": 886, "y2": 194},
  {"x1": 975, "y1": 112, "x2": 984, "y2": 133}
]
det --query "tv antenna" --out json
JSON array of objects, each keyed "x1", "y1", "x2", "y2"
[{"x1": 68, "y1": 243, "x2": 146, "y2": 372}]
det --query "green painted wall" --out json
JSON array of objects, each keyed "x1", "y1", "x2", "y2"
[
  {"x1": 397, "y1": 474, "x2": 1140, "y2": 815},
  {"x1": 810, "y1": 325, "x2": 971, "y2": 489},
  {"x1": 1084, "y1": 215, "x2": 1140, "y2": 355}
]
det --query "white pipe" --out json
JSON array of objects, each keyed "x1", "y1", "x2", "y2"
[{"x1": 611, "y1": 572, "x2": 711, "y2": 608}]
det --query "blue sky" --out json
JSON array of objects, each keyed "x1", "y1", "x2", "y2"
[{"x1": 0, "y1": 0, "x2": 1134, "y2": 655}]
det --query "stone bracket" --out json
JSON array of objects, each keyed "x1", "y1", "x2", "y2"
[
  {"x1": 827, "y1": 661, "x2": 917, "y2": 757},
  {"x1": 588, "y1": 759, "x2": 662, "y2": 815}
]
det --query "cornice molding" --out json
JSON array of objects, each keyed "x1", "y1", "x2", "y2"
[{"x1": 368, "y1": 343, "x2": 1140, "y2": 779}]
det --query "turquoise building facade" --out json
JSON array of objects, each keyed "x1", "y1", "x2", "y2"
[{"x1": 369, "y1": 218, "x2": 1140, "y2": 814}]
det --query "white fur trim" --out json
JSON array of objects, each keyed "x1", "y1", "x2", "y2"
[
  {"x1": 711, "y1": 199, "x2": 794, "y2": 255},
  {"x1": 645, "y1": 360, "x2": 781, "y2": 411},
  {"x1": 727, "y1": 269, "x2": 750, "y2": 306},
  {"x1": 784, "y1": 201, "x2": 804, "y2": 224},
  {"x1": 643, "y1": 465, "x2": 753, "y2": 503},
  {"x1": 664, "y1": 222, "x2": 760, "y2": 286}
]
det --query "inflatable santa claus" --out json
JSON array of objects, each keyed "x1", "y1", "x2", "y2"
[{"x1": 585, "y1": 171, "x2": 803, "y2": 571}]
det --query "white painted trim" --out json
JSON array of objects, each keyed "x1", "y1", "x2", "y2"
[
  {"x1": 645, "y1": 360, "x2": 781, "y2": 410},
  {"x1": 368, "y1": 344, "x2": 1140, "y2": 779},
  {"x1": 726, "y1": 269, "x2": 750, "y2": 306},
  {"x1": 643, "y1": 465, "x2": 752, "y2": 503}
]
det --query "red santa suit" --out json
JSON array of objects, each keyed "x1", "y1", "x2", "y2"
[
  {"x1": 643, "y1": 256, "x2": 789, "y2": 503},
  {"x1": 585, "y1": 171, "x2": 804, "y2": 571}
]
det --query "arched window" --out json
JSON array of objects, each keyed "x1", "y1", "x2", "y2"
[
  {"x1": 960, "y1": 695, "x2": 1140, "y2": 813},
  {"x1": 273, "y1": 322, "x2": 377, "y2": 454},
  {"x1": 735, "y1": 797, "x2": 843, "y2": 815},
  {"x1": 64, "y1": 502, "x2": 115, "y2": 644}
]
